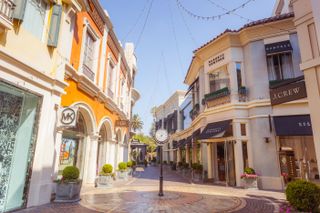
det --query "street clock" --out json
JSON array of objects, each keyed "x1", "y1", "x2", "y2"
[{"x1": 155, "y1": 129, "x2": 168, "y2": 145}]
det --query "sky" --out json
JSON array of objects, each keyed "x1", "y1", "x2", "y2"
[{"x1": 101, "y1": 0, "x2": 276, "y2": 135}]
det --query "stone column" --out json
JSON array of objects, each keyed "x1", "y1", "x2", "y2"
[
  {"x1": 207, "y1": 144, "x2": 213, "y2": 179},
  {"x1": 86, "y1": 133, "x2": 99, "y2": 184},
  {"x1": 228, "y1": 62, "x2": 239, "y2": 103}
]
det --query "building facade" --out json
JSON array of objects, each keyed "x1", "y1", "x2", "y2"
[
  {"x1": 154, "y1": 91, "x2": 186, "y2": 163},
  {"x1": 0, "y1": 0, "x2": 139, "y2": 212},
  {"x1": 171, "y1": 12, "x2": 319, "y2": 190}
]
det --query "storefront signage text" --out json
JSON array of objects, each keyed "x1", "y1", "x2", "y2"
[
  {"x1": 115, "y1": 120, "x2": 130, "y2": 127},
  {"x1": 58, "y1": 107, "x2": 78, "y2": 127},
  {"x1": 270, "y1": 81, "x2": 307, "y2": 105},
  {"x1": 208, "y1": 54, "x2": 225, "y2": 67}
]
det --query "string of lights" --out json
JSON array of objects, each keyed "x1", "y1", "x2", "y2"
[
  {"x1": 205, "y1": 0, "x2": 291, "y2": 33},
  {"x1": 175, "y1": 0, "x2": 255, "y2": 21}
]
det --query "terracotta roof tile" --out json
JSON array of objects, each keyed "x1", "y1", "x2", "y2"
[{"x1": 193, "y1": 12, "x2": 294, "y2": 53}]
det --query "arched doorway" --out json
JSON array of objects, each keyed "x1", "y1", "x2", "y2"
[
  {"x1": 96, "y1": 119, "x2": 113, "y2": 174},
  {"x1": 123, "y1": 134, "x2": 129, "y2": 162},
  {"x1": 58, "y1": 112, "x2": 87, "y2": 177}
]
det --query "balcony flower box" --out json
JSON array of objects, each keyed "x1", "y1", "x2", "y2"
[{"x1": 204, "y1": 87, "x2": 230, "y2": 102}]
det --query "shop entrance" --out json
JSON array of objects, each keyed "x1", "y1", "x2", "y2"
[
  {"x1": 279, "y1": 136, "x2": 319, "y2": 183},
  {"x1": 215, "y1": 141, "x2": 236, "y2": 186},
  {"x1": 0, "y1": 81, "x2": 40, "y2": 212},
  {"x1": 59, "y1": 113, "x2": 87, "y2": 178}
]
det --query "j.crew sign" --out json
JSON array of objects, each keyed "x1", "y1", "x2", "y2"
[{"x1": 270, "y1": 81, "x2": 307, "y2": 105}]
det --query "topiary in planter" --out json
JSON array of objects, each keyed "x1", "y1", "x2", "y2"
[
  {"x1": 62, "y1": 166, "x2": 80, "y2": 182},
  {"x1": 127, "y1": 161, "x2": 133, "y2": 168},
  {"x1": 244, "y1": 167, "x2": 255, "y2": 174},
  {"x1": 101, "y1": 164, "x2": 113, "y2": 174},
  {"x1": 118, "y1": 162, "x2": 128, "y2": 171},
  {"x1": 286, "y1": 179, "x2": 320, "y2": 212}
]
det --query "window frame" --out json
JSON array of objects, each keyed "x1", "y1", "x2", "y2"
[{"x1": 266, "y1": 51, "x2": 295, "y2": 82}]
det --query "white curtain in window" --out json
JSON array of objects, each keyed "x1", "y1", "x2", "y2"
[
  {"x1": 267, "y1": 56, "x2": 276, "y2": 81},
  {"x1": 281, "y1": 53, "x2": 294, "y2": 79}
]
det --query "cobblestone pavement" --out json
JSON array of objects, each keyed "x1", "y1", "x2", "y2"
[{"x1": 17, "y1": 166, "x2": 286, "y2": 213}]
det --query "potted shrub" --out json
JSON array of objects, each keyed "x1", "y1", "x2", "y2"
[
  {"x1": 96, "y1": 164, "x2": 115, "y2": 188},
  {"x1": 191, "y1": 163, "x2": 203, "y2": 182},
  {"x1": 182, "y1": 162, "x2": 190, "y2": 176},
  {"x1": 117, "y1": 162, "x2": 128, "y2": 180},
  {"x1": 285, "y1": 179, "x2": 320, "y2": 212},
  {"x1": 127, "y1": 161, "x2": 133, "y2": 176},
  {"x1": 55, "y1": 166, "x2": 82, "y2": 202},
  {"x1": 241, "y1": 167, "x2": 259, "y2": 189}
]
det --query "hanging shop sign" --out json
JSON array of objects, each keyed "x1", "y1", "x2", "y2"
[
  {"x1": 58, "y1": 107, "x2": 78, "y2": 128},
  {"x1": 115, "y1": 120, "x2": 130, "y2": 127},
  {"x1": 270, "y1": 81, "x2": 307, "y2": 106}
]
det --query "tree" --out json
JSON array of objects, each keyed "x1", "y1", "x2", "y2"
[
  {"x1": 131, "y1": 114, "x2": 143, "y2": 132},
  {"x1": 132, "y1": 134, "x2": 157, "y2": 153}
]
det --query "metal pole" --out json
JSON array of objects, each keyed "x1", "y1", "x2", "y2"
[{"x1": 159, "y1": 145, "x2": 164, "y2": 196}]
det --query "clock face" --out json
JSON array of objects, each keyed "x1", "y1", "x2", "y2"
[{"x1": 155, "y1": 129, "x2": 168, "y2": 143}]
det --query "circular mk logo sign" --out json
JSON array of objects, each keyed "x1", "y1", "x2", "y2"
[{"x1": 60, "y1": 108, "x2": 77, "y2": 126}]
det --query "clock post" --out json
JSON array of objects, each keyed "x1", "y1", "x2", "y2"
[
  {"x1": 154, "y1": 129, "x2": 168, "y2": 197},
  {"x1": 159, "y1": 144, "x2": 164, "y2": 197}
]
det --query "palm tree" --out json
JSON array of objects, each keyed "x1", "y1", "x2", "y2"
[{"x1": 131, "y1": 114, "x2": 143, "y2": 132}]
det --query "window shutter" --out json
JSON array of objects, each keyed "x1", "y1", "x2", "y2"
[
  {"x1": 47, "y1": 4, "x2": 62, "y2": 47},
  {"x1": 13, "y1": 0, "x2": 27, "y2": 20}
]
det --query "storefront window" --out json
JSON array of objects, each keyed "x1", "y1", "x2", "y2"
[
  {"x1": 58, "y1": 113, "x2": 86, "y2": 177},
  {"x1": 0, "y1": 81, "x2": 40, "y2": 212},
  {"x1": 209, "y1": 68, "x2": 230, "y2": 93},
  {"x1": 279, "y1": 136, "x2": 319, "y2": 182}
]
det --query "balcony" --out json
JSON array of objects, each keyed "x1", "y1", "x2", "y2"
[
  {"x1": 204, "y1": 87, "x2": 231, "y2": 108},
  {"x1": 238, "y1": 86, "x2": 248, "y2": 102},
  {"x1": 0, "y1": 0, "x2": 15, "y2": 32},
  {"x1": 131, "y1": 88, "x2": 140, "y2": 104},
  {"x1": 82, "y1": 64, "x2": 95, "y2": 81},
  {"x1": 189, "y1": 103, "x2": 200, "y2": 120}
]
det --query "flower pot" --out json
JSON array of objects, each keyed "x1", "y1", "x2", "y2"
[
  {"x1": 96, "y1": 175, "x2": 113, "y2": 188},
  {"x1": 55, "y1": 181, "x2": 82, "y2": 202},
  {"x1": 118, "y1": 170, "x2": 128, "y2": 180},
  {"x1": 242, "y1": 178, "x2": 258, "y2": 189},
  {"x1": 192, "y1": 171, "x2": 202, "y2": 182}
]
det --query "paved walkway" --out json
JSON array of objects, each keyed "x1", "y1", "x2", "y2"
[{"x1": 17, "y1": 166, "x2": 286, "y2": 213}]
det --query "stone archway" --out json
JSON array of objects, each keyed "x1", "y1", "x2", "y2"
[{"x1": 96, "y1": 118, "x2": 113, "y2": 174}]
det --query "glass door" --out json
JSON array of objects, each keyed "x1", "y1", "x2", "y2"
[
  {"x1": 0, "y1": 82, "x2": 40, "y2": 212},
  {"x1": 225, "y1": 141, "x2": 236, "y2": 186}
]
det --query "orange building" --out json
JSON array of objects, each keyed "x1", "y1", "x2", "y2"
[{"x1": 56, "y1": 0, "x2": 140, "y2": 185}]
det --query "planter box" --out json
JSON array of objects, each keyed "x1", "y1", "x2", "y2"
[
  {"x1": 118, "y1": 170, "x2": 128, "y2": 180},
  {"x1": 242, "y1": 178, "x2": 258, "y2": 189},
  {"x1": 55, "y1": 181, "x2": 82, "y2": 202},
  {"x1": 192, "y1": 171, "x2": 202, "y2": 182},
  {"x1": 96, "y1": 176, "x2": 113, "y2": 188}
]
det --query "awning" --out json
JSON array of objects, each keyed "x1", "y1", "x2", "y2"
[
  {"x1": 265, "y1": 40, "x2": 292, "y2": 55},
  {"x1": 199, "y1": 120, "x2": 233, "y2": 140},
  {"x1": 273, "y1": 115, "x2": 313, "y2": 136},
  {"x1": 192, "y1": 129, "x2": 201, "y2": 142},
  {"x1": 185, "y1": 136, "x2": 192, "y2": 146}
]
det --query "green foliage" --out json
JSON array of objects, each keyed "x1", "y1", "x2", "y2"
[
  {"x1": 62, "y1": 166, "x2": 80, "y2": 181},
  {"x1": 118, "y1": 162, "x2": 128, "y2": 171},
  {"x1": 127, "y1": 161, "x2": 133, "y2": 168},
  {"x1": 244, "y1": 167, "x2": 256, "y2": 174},
  {"x1": 132, "y1": 161, "x2": 136, "y2": 166},
  {"x1": 286, "y1": 180, "x2": 320, "y2": 212},
  {"x1": 132, "y1": 134, "x2": 157, "y2": 153},
  {"x1": 191, "y1": 163, "x2": 203, "y2": 172},
  {"x1": 131, "y1": 114, "x2": 143, "y2": 132},
  {"x1": 102, "y1": 164, "x2": 113, "y2": 174}
]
